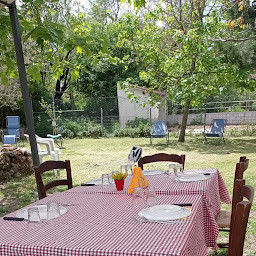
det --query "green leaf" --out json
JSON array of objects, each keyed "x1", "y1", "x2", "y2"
[{"x1": 76, "y1": 46, "x2": 83, "y2": 54}]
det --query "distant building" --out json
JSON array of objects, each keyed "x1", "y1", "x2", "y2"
[{"x1": 117, "y1": 84, "x2": 167, "y2": 128}]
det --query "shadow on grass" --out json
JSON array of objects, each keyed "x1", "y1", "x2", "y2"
[
  {"x1": 0, "y1": 171, "x2": 66, "y2": 217},
  {"x1": 140, "y1": 136, "x2": 256, "y2": 155}
]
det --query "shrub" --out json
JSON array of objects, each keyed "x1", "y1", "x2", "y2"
[
  {"x1": 113, "y1": 118, "x2": 151, "y2": 137},
  {"x1": 87, "y1": 122, "x2": 102, "y2": 138},
  {"x1": 190, "y1": 115, "x2": 203, "y2": 125},
  {"x1": 62, "y1": 121, "x2": 82, "y2": 138}
]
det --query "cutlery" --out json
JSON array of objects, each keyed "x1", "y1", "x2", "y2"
[
  {"x1": 173, "y1": 203, "x2": 192, "y2": 207},
  {"x1": 133, "y1": 217, "x2": 184, "y2": 224},
  {"x1": 3, "y1": 217, "x2": 25, "y2": 221},
  {"x1": 81, "y1": 183, "x2": 96, "y2": 186},
  {"x1": 203, "y1": 173, "x2": 211, "y2": 176}
]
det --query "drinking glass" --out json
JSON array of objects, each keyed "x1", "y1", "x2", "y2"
[
  {"x1": 176, "y1": 163, "x2": 184, "y2": 173},
  {"x1": 108, "y1": 173, "x2": 114, "y2": 184},
  {"x1": 28, "y1": 207, "x2": 41, "y2": 224},
  {"x1": 146, "y1": 187, "x2": 157, "y2": 207},
  {"x1": 47, "y1": 202, "x2": 60, "y2": 220},
  {"x1": 132, "y1": 187, "x2": 145, "y2": 211},
  {"x1": 121, "y1": 164, "x2": 133, "y2": 175},
  {"x1": 169, "y1": 163, "x2": 178, "y2": 176},
  {"x1": 102, "y1": 174, "x2": 110, "y2": 186}
]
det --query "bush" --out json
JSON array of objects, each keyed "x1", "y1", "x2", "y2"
[
  {"x1": 62, "y1": 121, "x2": 83, "y2": 138},
  {"x1": 87, "y1": 121, "x2": 102, "y2": 138},
  {"x1": 61, "y1": 120, "x2": 102, "y2": 139},
  {"x1": 190, "y1": 115, "x2": 203, "y2": 125},
  {"x1": 113, "y1": 118, "x2": 151, "y2": 138}
]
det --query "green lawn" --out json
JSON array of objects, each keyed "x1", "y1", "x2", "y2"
[{"x1": 0, "y1": 135, "x2": 256, "y2": 254}]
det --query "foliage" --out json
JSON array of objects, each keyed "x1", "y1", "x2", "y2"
[
  {"x1": 190, "y1": 115, "x2": 203, "y2": 125},
  {"x1": 34, "y1": 113, "x2": 53, "y2": 136},
  {"x1": 61, "y1": 120, "x2": 102, "y2": 138},
  {"x1": 113, "y1": 118, "x2": 151, "y2": 137},
  {"x1": 112, "y1": 171, "x2": 128, "y2": 180}
]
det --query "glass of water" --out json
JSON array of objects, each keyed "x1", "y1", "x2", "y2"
[
  {"x1": 102, "y1": 174, "x2": 110, "y2": 186},
  {"x1": 132, "y1": 187, "x2": 145, "y2": 212},
  {"x1": 145, "y1": 187, "x2": 157, "y2": 207},
  {"x1": 28, "y1": 207, "x2": 41, "y2": 224}
]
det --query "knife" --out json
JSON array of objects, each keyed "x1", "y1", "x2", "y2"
[
  {"x1": 3, "y1": 217, "x2": 25, "y2": 221},
  {"x1": 173, "y1": 203, "x2": 192, "y2": 207},
  {"x1": 81, "y1": 183, "x2": 96, "y2": 186},
  {"x1": 203, "y1": 173, "x2": 211, "y2": 176}
]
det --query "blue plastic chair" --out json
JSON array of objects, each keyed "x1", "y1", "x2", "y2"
[
  {"x1": 203, "y1": 119, "x2": 227, "y2": 144},
  {"x1": 2, "y1": 116, "x2": 20, "y2": 145},
  {"x1": 150, "y1": 121, "x2": 169, "y2": 145}
]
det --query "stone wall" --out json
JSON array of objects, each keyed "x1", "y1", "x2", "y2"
[
  {"x1": 0, "y1": 145, "x2": 33, "y2": 180},
  {"x1": 167, "y1": 111, "x2": 256, "y2": 126}
]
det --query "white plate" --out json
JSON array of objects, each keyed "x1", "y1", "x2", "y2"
[
  {"x1": 143, "y1": 169, "x2": 165, "y2": 176},
  {"x1": 178, "y1": 174, "x2": 209, "y2": 182},
  {"x1": 16, "y1": 205, "x2": 67, "y2": 220},
  {"x1": 139, "y1": 204, "x2": 191, "y2": 221}
]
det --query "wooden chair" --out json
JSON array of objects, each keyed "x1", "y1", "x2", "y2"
[
  {"x1": 216, "y1": 157, "x2": 249, "y2": 231},
  {"x1": 228, "y1": 179, "x2": 254, "y2": 256},
  {"x1": 138, "y1": 153, "x2": 185, "y2": 170},
  {"x1": 34, "y1": 160, "x2": 73, "y2": 199}
]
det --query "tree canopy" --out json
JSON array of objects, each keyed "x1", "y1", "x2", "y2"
[{"x1": 0, "y1": 0, "x2": 255, "y2": 141}]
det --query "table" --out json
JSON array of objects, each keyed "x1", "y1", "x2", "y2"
[
  {"x1": 0, "y1": 192, "x2": 209, "y2": 256},
  {"x1": 0, "y1": 168, "x2": 231, "y2": 254},
  {"x1": 67, "y1": 169, "x2": 231, "y2": 247},
  {"x1": 70, "y1": 169, "x2": 231, "y2": 214}
]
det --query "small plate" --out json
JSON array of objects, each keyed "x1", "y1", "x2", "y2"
[
  {"x1": 178, "y1": 174, "x2": 209, "y2": 182},
  {"x1": 138, "y1": 204, "x2": 191, "y2": 221},
  {"x1": 16, "y1": 205, "x2": 67, "y2": 220},
  {"x1": 143, "y1": 169, "x2": 165, "y2": 176}
]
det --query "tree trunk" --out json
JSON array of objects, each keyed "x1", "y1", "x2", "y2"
[
  {"x1": 178, "y1": 99, "x2": 190, "y2": 142},
  {"x1": 70, "y1": 92, "x2": 76, "y2": 110}
]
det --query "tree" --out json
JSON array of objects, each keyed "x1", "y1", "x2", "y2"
[
  {"x1": 115, "y1": 0, "x2": 256, "y2": 142},
  {"x1": 0, "y1": 0, "x2": 112, "y2": 100}
]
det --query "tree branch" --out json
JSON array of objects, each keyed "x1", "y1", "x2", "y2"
[{"x1": 214, "y1": 35, "x2": 256, "y2": 42}]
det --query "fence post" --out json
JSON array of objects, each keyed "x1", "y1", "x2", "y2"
[{"x1": 100, "y1": 107, "x2": 104, "y2": 135}]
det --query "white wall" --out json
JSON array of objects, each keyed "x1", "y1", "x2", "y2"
[
  {"x1": 167, "y1": 111, "x2": 256, "y2": 125},
  {"x1": 117, "y1": 85, "x2": 166, "y2": 127}
]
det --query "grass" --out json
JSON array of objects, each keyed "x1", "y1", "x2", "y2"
[{"x1": 0, "y1": 135, "x2": 256, "y2": 254}]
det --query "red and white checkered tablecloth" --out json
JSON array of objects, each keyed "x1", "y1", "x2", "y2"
[
  {"x1": 67, "y1": 169, "x2": 230, "y2": 248},
  {"x1": 70, "y1": 169, "x2": 231, "y2": 208},
  {"x1": 0, "y1": 193, "x2": 209, "y2": 256}
]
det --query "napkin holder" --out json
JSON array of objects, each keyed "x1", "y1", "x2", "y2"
[{"x1": 128, "y1": 166, "x2": 149, "y2": 194}]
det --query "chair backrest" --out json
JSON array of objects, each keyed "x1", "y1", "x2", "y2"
[
  {"x1": 231, "y1": 157, "x2": 249, "y2": 216},
  {"x1": 228, "y1": 179, "x2": 254, "y2": 256},
  {"x1": 235, "y1": 156, "x2": 249, "y2": 180},
  {"x1": 34, "y1": 160, "x2": 73, "y2": 199},
  {"x1": 210, "y1": 119, "x2": 226, "y2": 134},
  {"x1": 24, "y1": 134, "x2": 44, "y2": 153},
  {"x1": 6, "y1": 116, "x2": 20, "y2": 136},
  {"x1": 138, "y1": 153, "x2": 185, "y2": 170},
  {"x1": 153, "y1": 121, "x2": 167, "y2": 135}
]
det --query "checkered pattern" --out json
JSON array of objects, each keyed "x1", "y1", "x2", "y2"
[
  {"x1": 68, "y1": 169, "x2": 231, "y2": 207},
  {"x1": 67, "y1": 169, "x2": 230, "y2": 248},
  {"x1": 0, "y1": 193, "x2": 208, "y2": 256}
]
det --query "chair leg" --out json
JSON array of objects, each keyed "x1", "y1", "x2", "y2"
[
  {"x1": 150, "y1": 136, "x2": 152, "y2": 145},
  {"x1": 203, "y1": 136, "x2": 207, "y2": 144}
]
